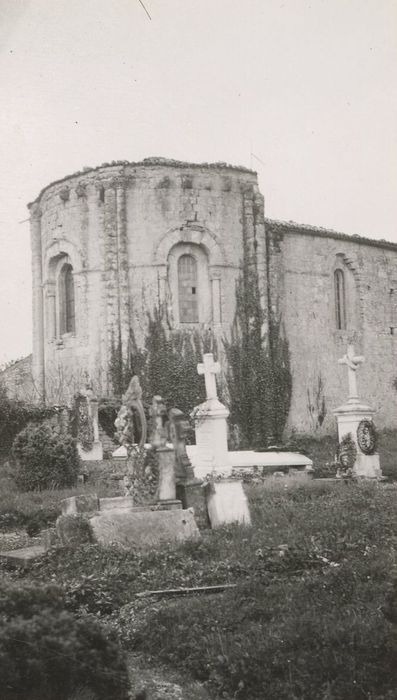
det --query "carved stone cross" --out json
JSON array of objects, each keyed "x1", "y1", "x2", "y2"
[
  {"x1": 197, "y1": 353, "x2": 220, "y2": 400},
  {"x1": 338, "y1": 344, "x2": 365, "y2": 402}
]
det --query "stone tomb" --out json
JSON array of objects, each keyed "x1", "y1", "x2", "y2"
[
  {"x1": 53, "y1": 493, "x2": 200, "y2": 549},
  {"x1": 190, "y1": 353, "x2": 312, "y2": 478}
]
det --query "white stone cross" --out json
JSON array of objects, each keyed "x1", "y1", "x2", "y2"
[
  {"x1": 197, "y1": 353, "x2": 220, "y2": 400},
  {"x1": 338, "y1": 344, "x2": 365, "y2": 402}
]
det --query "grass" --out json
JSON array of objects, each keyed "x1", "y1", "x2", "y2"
[
  {"x1": 2, "y1": 437, "x2": 397, "y2": 698},
  {"x1": 3, "y1": 479, "x2": 396, "y2": 699},
  {"x1": 0, "y1": 458, "x2": 115, "y2": 532}
]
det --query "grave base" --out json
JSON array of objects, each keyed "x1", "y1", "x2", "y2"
[
  {"x1": 90, "y1": 508, "x2": 200, "y2": 548},
  {"x1": 205, "y1": 479, "x2": 251, "y2": 528},
  {"x1": 78, "y1": 441, "x2": 103, "y2": 461}
]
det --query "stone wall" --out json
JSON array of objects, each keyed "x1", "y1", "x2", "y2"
[{"x1": 266, "y1": 220, "x2": 397, "y2": 434}]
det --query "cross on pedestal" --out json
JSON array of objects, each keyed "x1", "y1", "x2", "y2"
[
  {"x1": 338, "y1": 344, "x2": 365, "y2": 403},
  {"x1": 197, "y1": 353, "x2": 220, "y2": 400}
]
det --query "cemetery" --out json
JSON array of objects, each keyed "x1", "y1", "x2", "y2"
[{"x1": 1, "y1": 346, "x2": 397, "y2": 700}]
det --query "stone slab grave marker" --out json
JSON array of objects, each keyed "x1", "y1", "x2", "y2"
[
  {"x1": 149, "y1": 395, "x2": 181, "y2": 509},
  {"x1": 194, "y1": 352, "x2": 251, "y2": 527},
  {"x1": 168, "y1": 407, "x2": 208, "y2": 528},
  {"x1": 90, "y1": 508, "x2": 199, "y2": 548},
  {"x1": 76, "y1": 384, "x2": 103, "y2": 461},
  {"x1": 112, "y1": 375, "x2": 148, "y2": 494},
  {"x1": 334, "y1": 343, "x2": 382, "y2": 479}
]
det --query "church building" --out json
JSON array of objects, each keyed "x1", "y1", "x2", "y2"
[{"x1": 6, "y1": 157, "x2": 397, "y2": 435}]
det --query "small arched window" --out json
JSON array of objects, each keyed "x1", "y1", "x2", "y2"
[
  {"x1": 59, "y1": 263, "x2": 75, "y2": 334},
  {"x1": 178, "y1": 254, "x2": 199, "y2": 323},
  {"x1": 334, "y1": 269, "x2": 346, "y2": 330}
]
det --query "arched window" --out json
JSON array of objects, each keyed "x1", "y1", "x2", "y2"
[
  {"x1": 59, "y1": 263, "x2": 75, "y2": 334},
  {"x1": 178, "y1": 254, "x2": 199, "y2": 323},
  {"x1": 334, "y1": 269, "x2": 346, "y2": 330}
]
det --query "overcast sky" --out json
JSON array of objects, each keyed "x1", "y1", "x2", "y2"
[{"x1": 0, "y1": 0, "x2": 396, "y2": 363}]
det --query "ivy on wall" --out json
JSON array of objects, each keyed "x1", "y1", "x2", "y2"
[
  {"x1": 109, "y1": 266, "x2": 291, "y2": 448},
  {"x1": 224, "y1": 268, "x2": 292, "y2": 448},
  {"x1": 109, "y1": 307, "x2": 218, "y2": 422}
]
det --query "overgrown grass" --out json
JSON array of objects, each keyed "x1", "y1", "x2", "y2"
[
  {"x1": 0, "y1": 458, "x2": 113, "y2": 532},
  {"x1": 6, "y1": 480, "x2": 397, "y2": 699}
]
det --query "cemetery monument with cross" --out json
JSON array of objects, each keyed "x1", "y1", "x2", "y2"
[
  {"x1": 334, "y1": 344, "x2": 382, "y2": 478},
  {"x1": 188, "y1": 352, "x2": 313, "y2": 479}
]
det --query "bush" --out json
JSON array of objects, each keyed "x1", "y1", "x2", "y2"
[
  {"x1": 0, "y1": 581, "x2": 130, "y2": 700},
  {"x1": 0, "y1": 382, "x2": 55, "y2": 458},
  {"x1": 12, "y1": 422, "x2": 80, "y2": 491}
]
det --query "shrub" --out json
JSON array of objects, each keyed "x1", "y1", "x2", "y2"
[
  {"x1": 12, "y1": 422, "x2": 80, "y2": 491},
  {"x1": 0, "y1": 382, "x2": 54, "y2": 458},
  {"x1": 0, "y1": 581, "x2": 130, "y2": 700}
]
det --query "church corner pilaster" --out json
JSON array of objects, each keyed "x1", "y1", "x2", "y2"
[{"x1": 29, "y1": 204, "x2": 45, "y2": 403}]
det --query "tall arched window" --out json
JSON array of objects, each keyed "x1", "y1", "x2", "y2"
[
  {"x1": 178, "y1": 254, "x2": 199, "y2": 323},
  {"x1": 59, "y1": 263, "x2": 75, "y2": 334},
  {"x1": 334, "y1": 268, "x2": 346, "y2": 330}
]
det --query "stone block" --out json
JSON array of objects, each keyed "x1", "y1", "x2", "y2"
[
  {"x1": 0, "y1": 545, "x2": 46, "y2": 568},
  {"x1": 99, "y1": 496, "x2": 134, "y2": 511},
  {"x1": 56, "y1": 514, "x2": 94, "y2": 546},
  {"x1": 41, "y1": 528, "x2": 58, "y2": 551},
  {"x1": 205, "y1": 480, "x2": 251, "y2": 528},
  {"x1": 89, "y1": 508, "x2": 200, "y2": 548},
  {"x1": 77, "y1": 440, "x2": 103, "y2": 461}
]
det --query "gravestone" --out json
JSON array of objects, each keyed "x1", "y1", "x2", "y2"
[
  {"x1": 192, "y1": 353, "x2": 231, "y2": 472},
  {"x1": 334, "y1": 344, "x2": 382, "y2": 478},
  {"x1": 114, "y1": 375, "x2": 147, "y2": 451},
  {"x1": 112, "y1": 376, "x2": 148, "y2": 495},
  {"x1": 169, "y1": 408, "x2": 208, "y2": 528},
  {"x1": 76, "y1": 385, "x2": 103, "y2": 461},
  {"x1": 149, "y1": 396, "x2": 181, "y2": 508},
  {"x1": 193, "y1": 353, "x2": 251, "y2": 527}
]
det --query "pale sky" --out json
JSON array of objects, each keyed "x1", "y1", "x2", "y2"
[{"x1": 0, "y1": 0, "x2": 396, "y2": 363}]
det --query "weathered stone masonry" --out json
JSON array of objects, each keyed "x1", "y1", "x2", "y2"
[{"x1": 22, "y1": 157, "x2": 397, "y2": 435}]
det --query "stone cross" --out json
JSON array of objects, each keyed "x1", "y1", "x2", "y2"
[
  {"x1": 197, "y1": 353, "x2": 220, "y2": 400},
  {"x1": 338, "y1": 344, "x2": 365, "y2": 402}
]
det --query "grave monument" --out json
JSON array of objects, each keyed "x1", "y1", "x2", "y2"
[
  {"x1": 187, "y1": 353, "x2": 313, "y2": 479},
  {"x1": 76, "y1": 385, "x2": 103, "y2": 461},
  {"x1": 334, "y1": 344, "x2": 382, "y2": 478}
]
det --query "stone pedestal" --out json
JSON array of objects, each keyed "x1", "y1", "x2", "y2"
[
  {"x1": 192, "y1": 398, "x2": 231, "y2": 473},
  {"x1": 205, "y1": 480, "x2": 251, "y2": 528},
  {"x1": 333, "y1": 401, "x2": 382, "y2": 478},
  {"x1": 78, "y1": 440, "x2": 103, "y2": 461}
]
